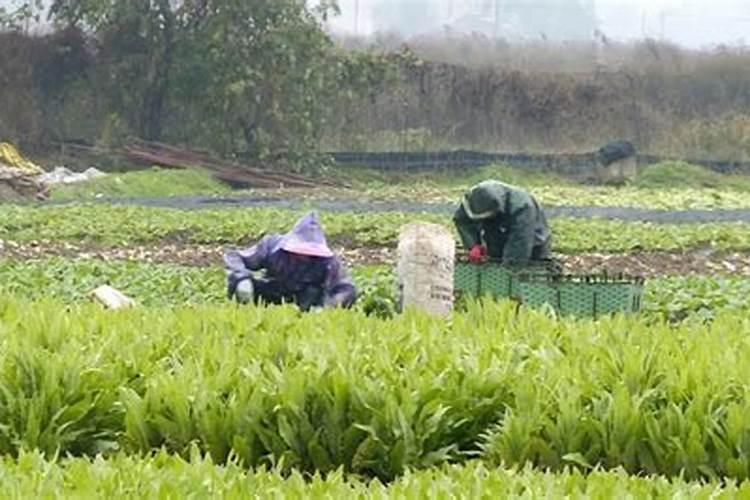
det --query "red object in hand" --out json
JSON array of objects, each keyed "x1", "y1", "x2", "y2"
[{"x1": 468, "y1": 245, "x2": 487, "y2": 263}]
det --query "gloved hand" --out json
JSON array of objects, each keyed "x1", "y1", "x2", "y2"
[
  {"x1": 468, "y1": 244, "x2": 487, "y2": 263},
  {"x1": 235, "y1": 279, "x2": 254, "y2": 304}
]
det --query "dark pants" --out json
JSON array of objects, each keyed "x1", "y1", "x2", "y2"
[
  {"x1": 251, "y1": 278, "x2": 324, "y2": 311},
  {"x1": 530, "y1": 242, "x2": 552, "y2": 261}
]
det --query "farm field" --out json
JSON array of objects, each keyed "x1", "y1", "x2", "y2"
[
  {"x1": 0, "y1": 453, "x2": 748, "y2": 499},
  {"x1": 6, "y1": 204, "x2": 750, "y2": 253},
  {"x1": 46, "y1": 162, "x2": 750, "y2": 211},
  {"x1": 7, "y1": 0, "x2": 750, "y2": 492},
  {"x1": 3, "y1": 166, "x2": 750, "y2": 495},
  {"x1": 0, "y1": 257, "x2": 747, "y2": 322},
  {"x1": 0, "y1": 294, "x2": 749, "y2": 487},
  {"x1": 2, "y1": 453, "x2": 747, "y2": 498}
]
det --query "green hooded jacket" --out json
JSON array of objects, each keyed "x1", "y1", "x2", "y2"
[{"x1": 453, "y1": 180, "x2": 552, "y2": 262}]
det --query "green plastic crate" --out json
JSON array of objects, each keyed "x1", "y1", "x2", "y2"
[
  {"x1": 516, "y1": 274, "x2": 644, "y2": 318},
  {"x1": 454, "y1": 259, "x2": 554, "y2": 301},
  {"x1": 454, "y1": 260, "x2": 644, "y2": 318}
]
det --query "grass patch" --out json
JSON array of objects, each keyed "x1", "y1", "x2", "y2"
[
  {"x1": 49, "y1": 167, "x2": 231, "y2": 201},
  {"x1": 635, "y1": 161, "x2": 750, "y2": 191},
  {"x1": 331, "y1": 160, "x2": 750, "y2": 194},
  {"x1": 365, "y1": 160, "x2": 750, "y2": 192},
  {"x1": 37, "y1": 160, "x2": 750, "y2": 212},
  {"x1": 449, "y1": 163, "x2": 572, "y2": 188},
  {"x1": 325, "y1": 162, "x2": 572, "y2": 189}
]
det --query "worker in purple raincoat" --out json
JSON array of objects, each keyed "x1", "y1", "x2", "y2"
[{"x1": 224, "y1": 212, "x2": 357, "y2": 311}]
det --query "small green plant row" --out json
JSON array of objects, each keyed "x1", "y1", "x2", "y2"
[
  {"x1": 0, "y1": 258, "x2": 396, "y2": 317},
  {"x1": 1, "y1": 296, "x2": 750, "y2": 481},
  {"x1": 0, "y1": 258, "x2": 744, "y2": 323},
  {"x1": 47, "y1": 162, "x2": 750, "y2": 211},
  {"x1": 328, "y1": 160, "x2": 750, "y2": 210},
  {"x1": 48, "y1": 168, "x2": 232, "y2": 202},
  {"x1": 367, "y1": 182, "x2": 750, "y2": 211},
  {"x1": 2, "y1": 204, "x2": 750, "y2": 252},
  {"x1": 0, "y1": 451, "x2": 746, "y2": 499}
]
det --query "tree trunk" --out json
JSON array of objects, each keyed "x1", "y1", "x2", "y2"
[{"x1": 140, "y1": 0, "x2": 174, "y2": 141}]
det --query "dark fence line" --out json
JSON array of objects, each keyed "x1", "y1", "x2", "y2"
[{"x1": 328, "y1": 151, "x2": 750, "y2": 175}]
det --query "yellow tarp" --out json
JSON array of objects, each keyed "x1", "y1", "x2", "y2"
[{"x1": 0, "y1": 142, "x2": 44, "y2": 176}]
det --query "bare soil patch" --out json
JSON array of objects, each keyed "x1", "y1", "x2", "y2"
[{"x1": 3, "y1": 239, "x2": 750, "y2": 278}]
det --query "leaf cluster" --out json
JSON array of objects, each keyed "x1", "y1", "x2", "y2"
[{"x1": 0, "y1": 296, "x2": 750, "y2": 481}]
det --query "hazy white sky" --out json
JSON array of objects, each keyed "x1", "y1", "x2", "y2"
[
  {"x1": 2, "y1": 0, "x2": 748, "y2": 48},
  {"x1": 322, "y1": 0, "x2": 750, "y2": 48}
]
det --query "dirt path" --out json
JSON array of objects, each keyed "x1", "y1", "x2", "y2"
[
  {"x1": 0, "y1": 240, "x2": 392, "y2": 269},
  {"x1": 3, "y1": 239, "x2": 750, "y2": 277},
  {"x1": 47, "y1": 196, "x2": 750, "y2": 224}
]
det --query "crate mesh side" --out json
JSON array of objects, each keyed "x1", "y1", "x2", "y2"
[
  {"x1": 454, "y1": 261, "x2": 644, "y2": 318},
  {"x1": 518, "y1": 281, "x2": 643, "y2": 317},
  {"x1": 454, "y1": 262, "x2": 479, "y2": 297}
]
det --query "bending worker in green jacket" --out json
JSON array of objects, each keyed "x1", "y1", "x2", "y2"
[{"x1": 454, "y1": 180, "x2": 552, "y2": 264}]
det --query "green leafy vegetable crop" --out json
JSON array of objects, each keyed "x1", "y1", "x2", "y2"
[
  {"x1": 2, "y1": 204, "x2": 750, "y2": 253},
  {"x1": 0, "y1": 295, "x2": 750, "y2": 481},
  {"x1": 1, "y1": 258, "x2": 746, "y2": 323},
  {"x1": 0, "y1": 452, "x2": 746, "y2": 498}
]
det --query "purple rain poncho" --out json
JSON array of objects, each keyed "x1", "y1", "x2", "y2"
[{"x1": 224, "y1": 212, "x2": 356, "y2": 309}]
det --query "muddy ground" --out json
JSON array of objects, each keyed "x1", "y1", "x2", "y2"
[{"x1": 3, "y1": 239, "x2": 750, "y2": 277}]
